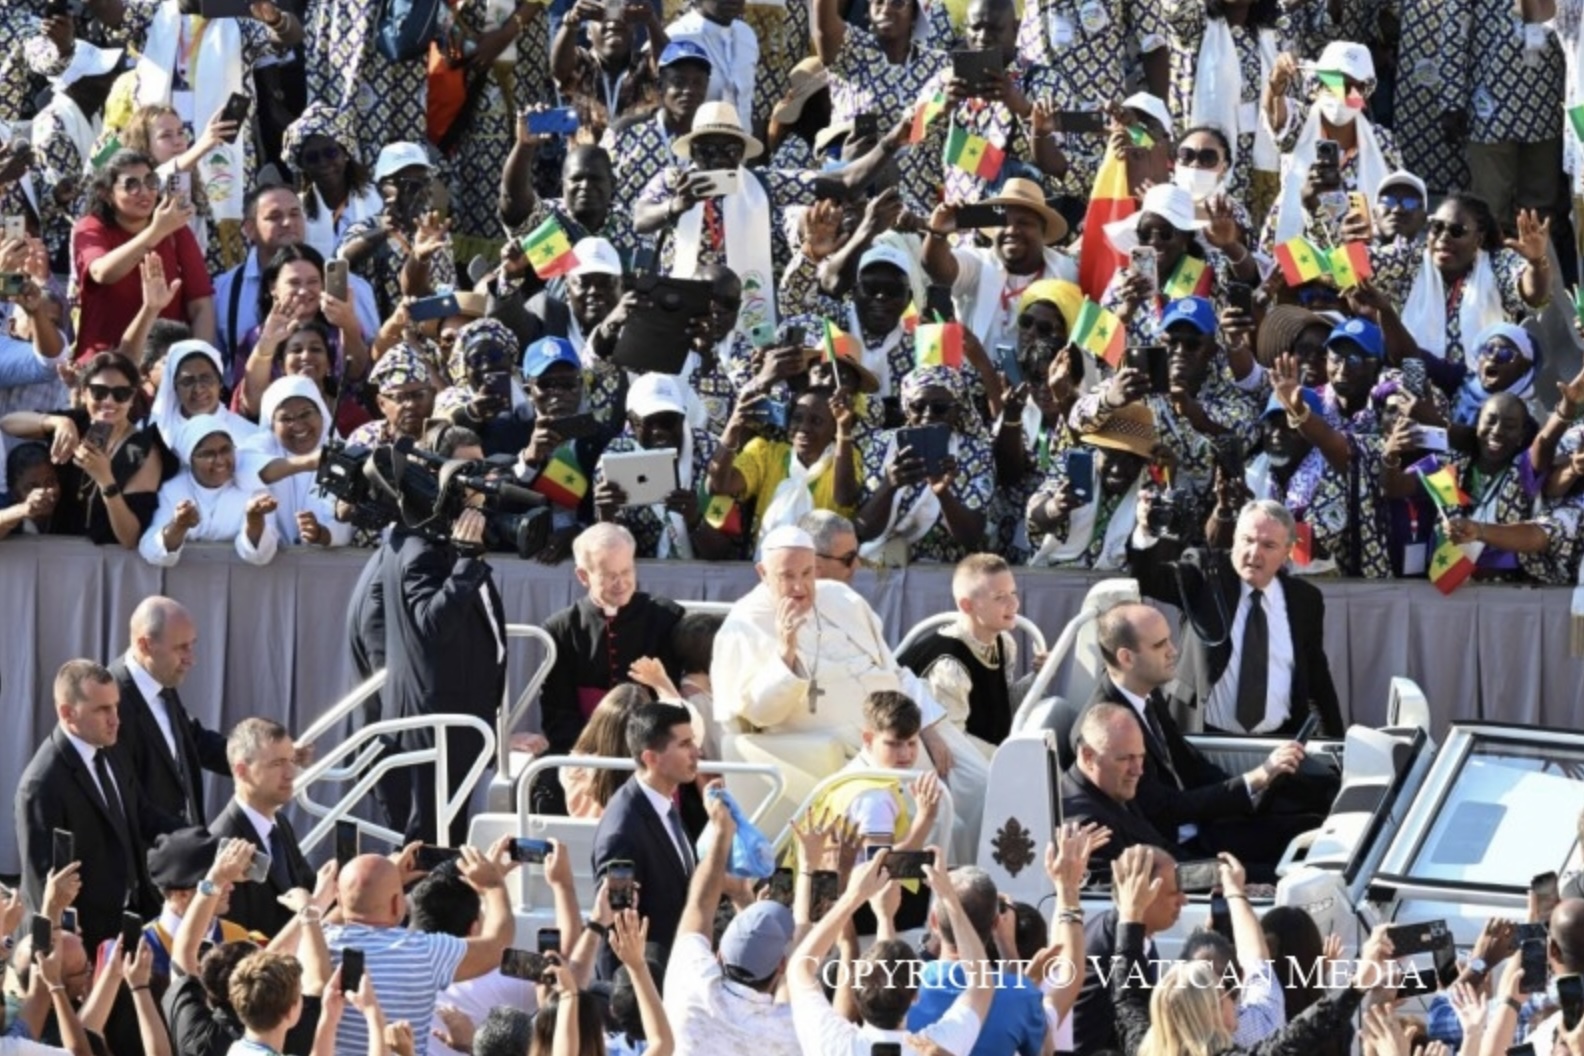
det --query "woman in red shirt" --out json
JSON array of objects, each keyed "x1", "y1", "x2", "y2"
[{"x1": 71, "y1": 149, "x2": 216, "y2": 359}]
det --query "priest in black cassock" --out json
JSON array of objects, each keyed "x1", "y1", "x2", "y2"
[{"x1": 536, "y1": 523, "x2": 685, "y2": 814}]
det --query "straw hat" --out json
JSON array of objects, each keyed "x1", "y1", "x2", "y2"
[
  {"x1": 981, "y1": 178, "x2": 1068, "y2": 245},
  {"x1": 771, "y1": 57, "x2": 830, "y2": 125},
  {"x1": 1080, "y1": 402, "x2": 1156, "y2": 459},
  {"x1": 672, "y1": 101, "x2": 764, "y2": 162}
]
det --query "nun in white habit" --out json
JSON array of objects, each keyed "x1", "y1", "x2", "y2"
[
  {"x1": 236, "y1": 375, "x2": 351, "y2": 546},
  {"x1": 139, "y1": 413, "x2": 279, "y2": 566}
]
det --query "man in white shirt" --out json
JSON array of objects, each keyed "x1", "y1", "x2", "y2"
[
  {"x1": 663, "y1": 783, "x2": 801, "y2": 1056},
  {"x1": 788, "y1": 848, "x2": 991, "y2": 1056}
]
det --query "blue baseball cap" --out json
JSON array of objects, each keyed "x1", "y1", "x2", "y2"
[
  {"x1": 658, "y1": 40, "x2": 712, "y2": 71},
  {"x1": 1263, "y1": 386, "x2": 1325, "y2": 420},
  {"x1": 1159, "y1": 296, "x2": 1217, "y2": 336},
  {"x1": 1325, "y1": 317, "x2": 1384, "y2": 360},
  {"x1": 521, "y1": 336, "x2": 580, "y2": 378}
]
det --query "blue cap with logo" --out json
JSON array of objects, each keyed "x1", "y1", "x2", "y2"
[
  {"x1": 1262, "y1": 387, "x2": 1326, "y2": 420},
  {"x1": 658, "y1": 40, "x2": 712, "y2": 71},
  {"x1": 1159, "y1": 296, "x2": 1217, "y2": 336},
  {"x1": 1325, "y1": 317, "x2": 1384, "y2": 360},
  {"x1": 521, "y1": 336, "x2": 581, "y2": 378}
]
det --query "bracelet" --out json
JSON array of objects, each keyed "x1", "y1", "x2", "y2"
[
  {"x1": 1287, "y1": 402, "x2": 1312, "y2": 427},
  {"x1": 1225, "y1": 893, "x2": 1249, "y2": 901},
  {"x1": 1505, "y1": 996, "x2": 1524, "y2": 1014},
  {"x1": 836, "y1": 433, "x2": 854, "y2": 445},
  {"x1": 584, "y1": 919, "x2": 608, "y2": 939},
  {"x1": 46, "y1": 984, "x2": 64, "y2": 994}
]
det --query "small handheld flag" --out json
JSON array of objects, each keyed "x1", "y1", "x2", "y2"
[
  {"x1": 1071, "y1": 298, "x2": 1124, "y2": 368},
  {"x1": 1274, "y1": 237, "x2": 1329, "y2": 286},
  {"x1": 944, "y1": 125, "x2": 1005, "y2": 181},
  {"x1": 915, "y1": 322, "x2": 965, "y2": 368},
  {"x1": 1326, "y1": 243, "x2": 1373, "y2": 290},
  {"x1": 519, "y1": 216, "x2": 577, "y2": 279}
]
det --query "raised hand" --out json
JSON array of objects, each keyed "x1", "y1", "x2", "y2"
[{"x1": 1504, "y1": 209, "x2": 1552, "y2": 267}]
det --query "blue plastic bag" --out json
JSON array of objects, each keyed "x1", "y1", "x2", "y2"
[{"x1": 695, "y1": 787, "x2": 777, "y2": 880}]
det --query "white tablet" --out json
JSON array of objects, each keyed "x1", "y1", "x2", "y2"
[{"x1": 600, "y1": 448, "x2": 678, "y2": 507}]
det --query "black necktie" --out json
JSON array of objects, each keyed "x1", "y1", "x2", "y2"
[
  {"x1": 94, "y1": 750, "x2": 139, "y2": 891},
  {"x1": 1235, "y1": 589, "x2": 1269, "y2": 732},
  {"x1": 667, "y1": 802, "x2": 694, "y2": 873},
  {"x1": 267, "y1": 822, "x2": 291, "y2": 890},
  {"x1": 159, "y1": 687, "x2": 198, "y2": 822},
  {"x1": 1143, "y1": 692, "x2": 1182, "y2": 789}
]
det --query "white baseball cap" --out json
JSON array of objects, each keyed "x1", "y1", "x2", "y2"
[
  {"x1": 626, "y1": 373, "x2": 689, "y2": 419},
  {"x1": 569, "y1": 237, "x2": 623, "y2": 278},
  {"x1": 373, "y1": 142, "x2": 432, "y2": 183}
]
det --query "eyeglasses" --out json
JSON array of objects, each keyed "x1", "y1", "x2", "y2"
[
  {"x1": 1427, "y1": 219, "x2": 1470, "y2": 240},
  {"x1": 1379, "y1": 192, "x2": 1422, "y2": 211},
  {"x1": 87, "y1": 383, "x2": 135, "y2": 402},
  {"x1": 817, "y1": 549, "x2": 860, "y2": 568},
  {"x1": 300, "y1": 144, "x2": 344, "y2": 167},
  {"x1": 909, "y1": 399, "x2": 954, "y2": 417},
  {"x1": 116, "y1": 174, "x2": 161, "y2": 195},
  {"x1": 857, "y1": 279, "x2": 909, "y2": 300},
  {"x1": 175, "y1": 374, "x2": 218, "y2": 391},
  {"x1": 380, "y1": 388, "x2": 431, "y2": 405},
  {"x1": 1174, "y1": 146, "x2": 1222, "y2": 168},
  {"x1": 1017, "y1": 314, "x2": 1063, "y2": 340},
  {"x1": 1479, "y1": 342, "x2": 1521, "y2": 364}
]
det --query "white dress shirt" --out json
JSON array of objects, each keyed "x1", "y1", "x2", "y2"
[
  {"x1": 125, "y1": 653, "x2": 180, "y2": 762},
  {"x1": 63, "y1": 729, "x2": 121, "y2": 806},
  {"x1": 637, "y1": 776, "x2": 691, "y2": 871},
  {"x1": 1113, "y1": 682, "x2": 1199, "y2": 846},
  {"x1": 1205, "y1": 578, "x2": 1296, "y2": 734},
  {"x1": 237, "y1": 798, "x2": 275, "y2": 848}
]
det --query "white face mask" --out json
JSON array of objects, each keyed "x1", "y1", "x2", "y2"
[
  {"x1": 1317, "y1": 92, "x2": 1360, "y2": 126},
  {"x1": 1174, "y1": 166, "x2": 1224, "y2": 202}
]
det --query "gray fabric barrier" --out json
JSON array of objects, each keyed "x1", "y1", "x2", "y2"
[{"x1": 0, "y1": 537, "x2": 1575, "y2": 874}]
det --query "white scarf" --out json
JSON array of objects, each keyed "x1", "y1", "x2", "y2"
[
  {"x1": 846, "y1": 302, "x2": 903, "y2": 397},
  {"x1": 962, "y1": 247, "x2": 1076, "y2": 353},
  {"x1": 1193, "y1": 21, "x2": 1280, "y2": 171},
  {"x1": 667, "y1": 12, "x2": 757, "y2": 114},
  {"x1": 755, "y1": 442, "x2": 836, "y2": 555},
  {"x1": 37, "y1": 94, "x2": 99, "y2": 181},
  {"x1": 302, "y1": 182, "x2": 383, "y2": 262},
  {"x1": 674, "y1": 166, "x2": 776, "y2": 334},
  {"x1": 650, "y1": 430, "x2": 696, "y2": 560},
  {"x1": 1401, "y1": 249, "x2": 1506, "y2": 364},
  {"x1": 857, "y1": 432, "x2": 959, "y2": 564},
  {"x1": 137, "y1": 3, "x2": 245, "y2": 221},
  {"x1": 1029, "y1": 470, "x2": 1142, "y2": 569},
  {"x1": 1272, "y1": 103, "x2": 1389, "y2": 244}
]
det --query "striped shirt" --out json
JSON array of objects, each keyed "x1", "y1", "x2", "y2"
[{"x1": 324, "y1": 924, "x2": 467, "y2": 1056}]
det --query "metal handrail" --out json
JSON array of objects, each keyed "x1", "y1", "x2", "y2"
[
  {"x1": 893, "y1": 613, "x2": 1050, "y2": 661},
  {"x1": 769, "y1": 767, "x2": 956, "y2": 855},
  {"x1": 1009, "y1": 607, "x2": 1099, "y2": 732},
  {"x1": 294, "y1": 714, "x2": 496, "y2": 852},
  {"x1": 498, "y1": 624, "x2": 557, "y2": 775},
  {"x1": 297, "y1": 671, "x2": 388, "y2": 749},
  {"x1": 680, "y1": 600, "x2": 736, "y2": 617},
  {"x1": 512, "y1": 755, "x2": 787, "y2": 835}
]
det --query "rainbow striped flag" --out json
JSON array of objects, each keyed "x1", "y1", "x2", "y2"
[
  {"x1": 520, "y1": 216, "x2": 577, "y2": 278},
  {"x1": 915, "y1": 322, "x2": 964, "y2": 368},
  {"x1": 909, "y1": 92, "x2": 947, "y2": 144},
  {"x1": 1274, "y1": 237, "x2": 1329, "y2": 286},
  {"x1": 1327, "y1": 242, "x2": 1373, "y2": 290},
  {"x1": 530, "y1": 445, "x2": 587, "y2": 508},
  {"x1": 1161, "y1": 255, "x2": 1211, "y2": 300},
  {"x1": 703, "y1": 494, "x2": 742, "y2": 535},
  {"x1": 1071, "y1": 298, "x2": 1124, "y2": 368},
  {"x1": 943, "y1": 125, "x2": 1005, "y2": 180}
]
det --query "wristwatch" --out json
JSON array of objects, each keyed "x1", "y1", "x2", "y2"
[
  {"x1": 584, "y1": 919, "x2": 609, "y2": 939},
  {"x1": 1467, "y1": 956, "x2": 1488, "y2": 978},
  {"x1": 197, "y1": 879, "x2": 219, "y2": 898}
]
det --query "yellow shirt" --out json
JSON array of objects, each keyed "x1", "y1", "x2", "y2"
[{"x1": 734, "y1": 438, "x2": 861, "y2": 535}]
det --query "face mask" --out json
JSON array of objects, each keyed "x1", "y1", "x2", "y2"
[
  {"x1": 1317, "y1": 92, "x2": 1360, "y2": 126},
  {"x1": 1174, "y1": 166, "x2": 1223, "y2": 202}
]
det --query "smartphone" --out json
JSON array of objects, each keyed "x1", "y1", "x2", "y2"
[
  {"x1": 1227, "y1": 282, "x2": 1255, "y2": 315},
  {"x1": 1123, "y1": 344, "x2": 1169, "y2": 395},
  {"x1": 994, "y1": 343, "x2": 1021, "y2": 386},
  {"x1": 52, "y1": 829, "x2": 75, "y2": 871},
  {"x1": 543, "y1": 413, "x2": 600, "y2": 440},
  {"x1": 83, "y1": 421, "x2": 113, "y2": 452},
  {"x1": 536, "y1": 927, "x2": 561, "y2": 954},
  {"x1": 1056, "y1": 110, "x2": 1108, "y2": 135},
  {"x1": 508, "y1": 838, "x2": 553, "y2": 864},
  {"x1": 164, "y1": 170, "x2": 191, "y2": 204},
  {"x1": 852, "y1": 112, "x2": 880, "y2": 142},
  {"x1": 1385, "y1": 919, "x2": 1449, "y2": 957},
  {"x1": 950, "y1": 48, "x2": 1001, "y2": 89},
  {"x1": 1560, "y1": 974, "x2": 1584, "y2": 1030},
  {"x1": 602, "y1": 0, "x2": 626, "y2": 19},
  {"x1": 218, "y1": 92, "x2": 250, "y2": 143},
  {"x1": 1411, "y1": 425, "x2": 1450, "y2": 453},
  {"x1": 896, "y1": 423, "x2": 951, "y2": 477},
  {"x1": 408, "y1": 292, "x2": 461, "y2": 323},
  {"x1": 1510, "y1": 1045, "x2": 1539, "y2": 1056},
  {"x1": 872, "y1": 1045, "x2": 904, "y2": 1056},
  {"x1": 1293, "y1": 711, "x2": 1322, "y2": 743},
  {"x1": 481, "y1": 371, "x2": 513, "y2": 404},
  {"x1": 335, "y1": 820, "x2": 359, "y2": 869},
  {"x1": 956, "y1": 203, "x2": 1008, "y2": 230},
  {"x1": 811, "y1": 869, "x2": 840, "y2": 907},
  {"x1": 121, "y1": 912, "x2": 142, "y2": 956},
  {"x1": 1129, "y1": 245, "x2": 1158, "y2": 298},
  {"x1": 340, "y1": 948, "x2": 365, "y2": 993},
  {"x1": 245, "y1": 849, "x2": 272, "y2": 885},
  {"x1": 415, "y1": 845, "x2": 462, "y2": 871},
  {"x1": 30, "y1": 915, "x2": 51, "y2": 957},
  {"x1": 1347, "y1": 191, "x2": 1372, "y2": 235},
  {"x1": 884, "y1": 850, "x2": 933, "y2": 881},
  {"x1": 1520, "y1": 927, "x2": 1549, "y2": 992},
  {"x1": 695, "y1": 169, "x2": 741, "y2": 197},
  {"x1": 782, "y1": 323, "x2": 807, "y2": 349},
  {"x1": 500, "y1": 947, "x2": 548, "y2": 980},
  {"x1": 525, "y1": 107, "x2": 580, "y2": 136},
  {"x1": 1064, "y1": 448, "x2": 1095, "y2": 505},
  {"x1": 750, "y1": 399, "x2": 790, "y2": 431},
  {"x1": 1315, "y1": 139, "x2": 1340, "y2": 168},
  {"x1": 1208, "y1": 895, "x2": 1233, "y2": 940},
  {"x1": 924, "y1": 285, "x2": 955, "y2": 323},
  {"x1": 749, "y1": 321, "x2": 777, "y2": 349},
  {"x1": 44, "y1": 0, "x2": 73, "y2": 16},
  {"x1": 60, "y1": 908, "x2": 77, "y2": 934},
  {"x1": 325, "y1": 258, "x2": 349, "y2": 302},
  {"x1": 0, "y1": 273, "x2": 25, "y2": 298},
  {"x1": 1175, "y1": 859, "x2": 1221, "y2": 893},
  {"x1": 605, "y1": 860, "x2": 635, "y2": 910},
  {"x1": 2, "y1": 216, "x2": 24, "y2": 242}
]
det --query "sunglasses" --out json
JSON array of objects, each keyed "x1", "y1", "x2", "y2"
[
  {"x1": 1136, "y1": 225, "x2": 1177, "y2": 246},
  {"x1": 1427, "y1": 219, "x2": 1470, "y2": 240},
  {"x1": 1017, "y1": 314, "x2": 1063, "y2": 340},
  {"x1": 300, "y1": 144, "x2": 344, "y2": 167},
  {"x1": 1379, "y1": 192, "x2": 1422, "y2": 211},
  {"x1": 909, "y1": 399, "x2": 954, "y2": 417},
  {"x1": 818, "y1": 549, "x2": 860, "y2": 568},
  {"x1": 1478, "y1": 342, "x2": 1521, "y2": 364},
  {"x1": 116, "y1": 174, "x2": 161, "y2": 195},
  {"x1": 1174, "y1": 146, "x2": 1222, "y2": 168},
  {"x1": 533, "y1": 375, "x2": 581, "y2": 391},
  {"x1": 857, "y1": 280, "x2": 909, "y2": 300},
  {"x1": 86, "y1": 383, "x2": 135, "y2": 402}
]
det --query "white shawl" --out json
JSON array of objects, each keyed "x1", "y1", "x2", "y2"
[
  {"x1": 1193, "y1": 20, "x2": 1279, "y2": 171},
  {"x1": 302, "y1": 182, "x2": 384, "y2": 262},
  {"x1": 137, "y1": 3, "x2": 245, "y2": 221},
  {"x1": 846, "y1": 302, "x2": 903, "y2": 397},
  {"x1": 755, "y1": 442, "x2": 836, "y2": 555},
  {"x1": 1400, "y1": 248, "x2": 1506, "y2": 364},
  {"x1": 651, "y1": 430, "x2": 696, "y2": 560},
  {"x1": 36, "y1": 94, "x2": 98, "y2": 183},
  {"x1": 857, "y1": 432, "x2": 958, "y2": 564},
  {"x1": 962, "y1": 247, "x2": 1079, "y2": 354},
  {"x1": 1271, "y1": 104, "x2": 1390, "y2": 244},
  {"x1": 1029, "y1": 470, "x2": 1142, "y2": 569},
  {"x1": 674, "y1": 166, "x2": 777, "y2": 335}
]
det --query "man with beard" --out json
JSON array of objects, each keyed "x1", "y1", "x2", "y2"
[{"x1": 499, "y1": 143, "x2": 625, "y2": 283}]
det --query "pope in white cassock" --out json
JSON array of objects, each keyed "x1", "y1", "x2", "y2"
[{"x1": 711, "y1": 525, "x2": 988, "y2": 861}]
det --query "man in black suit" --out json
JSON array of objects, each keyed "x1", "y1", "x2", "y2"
[
  {"x1": 591, "y1": 700, "x2": 700, "y2": 981},
  {"x1": 381, "y1": 506, "x2": 508, "y2": 845},
  {"x1": 1128, "y1": 497, "x2": 1344, "y2": 738},
  {"x1": 109, "y1": 596, "x2": 230, "y2": 826},
  {"x1": 1059, "y1": 703, "x2": 1182, "y2": 866},
  {"x1": 17, "y1": 660, "x2": 179, "y2": 948},
  {"x1": 211, "y1": 718, "x2": 317, "y2": 937}
]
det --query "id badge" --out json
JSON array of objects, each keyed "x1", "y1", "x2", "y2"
[
  {"x1": 1050, "y1": 10, "x2": 1075, "y2": 48},
  {"x1": 1077, "y1": 0, "x2": 1109, "y2": 33},
  {"x1": 1402, "y1": 541, "x2": 1428, "y2": 577}
]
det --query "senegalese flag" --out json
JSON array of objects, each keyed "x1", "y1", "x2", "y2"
[
  {"x1": 530, "y1": 444, "x2": 587, "y2": 508},
  {"x1": 1077, "y1": 147, "x2": 1136, "y2": 301},
  {"x1": 1126, "y1": 125, "x2": 1154, "y2": 148},
  {"x1": 900, "y1": 302, "x2": 920, "y2": 333},
  {"x1": 943, "y1": 125, "x2": 1005, "y2": 180},
  {"x1": 1161, "y1": 255, "x2": 1212, "y2": 300},
  {"x1": 1570, "y1": 104, "x2": 1584, "y2": 144},
  {"x1": 823, "y1": 318, "x2": 860, "y2": 366},
  {"x1": 1273, "y1": 237, "x2": 1330, "y2": 287},
  {"x1": 520, "y1": 216, "x2": 577, "y2": 279},
  {"x1": 1428, "y1": 524, "x2": 1481, "y2": 595},
  {"x1": 1327, "y1": 242, "x2": 1373, "y2": 290},
  {"x1": 910, "y1": 92, "x2": 947, "y2": 144},
  {"x1": 1414, "y1": 459, "x2": 1472, "y2": 510},
  {"x1": 703, "y1": 493, "x2": 743, "y2": 535},
  {"x1": 915, "y1": 322, "x2": 965, "y2": 368},
  {"x1": 1071, "y1": 298, "x2": 1125, "y2": 368}
]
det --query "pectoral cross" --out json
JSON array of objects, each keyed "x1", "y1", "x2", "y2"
[{"x1": 808, "y1": 679, "x2": 825, "y2": 714}]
